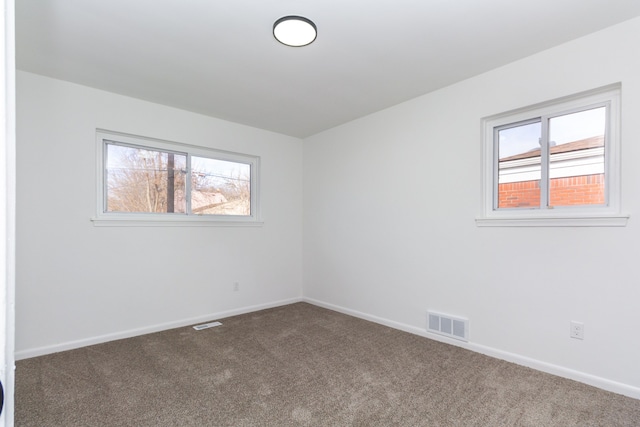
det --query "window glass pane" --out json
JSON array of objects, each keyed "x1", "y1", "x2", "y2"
[
  {"x1": 497, "y1": 121, "x2": 542, "y2": 209},
  {"x1": 191, "y1": 156, "x2": 251, "y2": 216},
  {"x1": 105, "y1": 143, "x2": 187, "y2": 213},
  {"x1": 548, "y1": 107, "x2": 606, "y2": 207}
]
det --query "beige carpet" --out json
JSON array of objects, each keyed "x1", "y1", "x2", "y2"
[{"x1": 15, "y1": 302, "x2": 640, "y2": 426}]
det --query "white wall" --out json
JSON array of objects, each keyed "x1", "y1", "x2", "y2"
[
  {"x1": 303, "y1": 17, "x2": 640, "y2": 397},
  {"x1": 16, "y1": 71, "x2": 303, "y2": 358},
  {"x1": 1, "y1": 0, "x2": 16, "y2": 424}
]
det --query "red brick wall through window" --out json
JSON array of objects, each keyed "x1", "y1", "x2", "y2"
[{"x1": 498, "y1": 174, "x2": 604, "y2": 208}]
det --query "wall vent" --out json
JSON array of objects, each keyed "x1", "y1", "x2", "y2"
[
  {"x1": 193, "y1": 321, "x2": 222, "y2": 331},
  {"x1": 427, "y1": 311, "x2": 468, "y2": 342}
]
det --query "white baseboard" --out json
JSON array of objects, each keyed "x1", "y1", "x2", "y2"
[
  {"x1": 303, "y1": 297, "x2": 640, "y2": 400},
  {"x1": 17, "y1": 296, "x2": 640, "y2": 400},
  {"x1": 15, "y1": 297, "x2": 303, "y2": 360}
]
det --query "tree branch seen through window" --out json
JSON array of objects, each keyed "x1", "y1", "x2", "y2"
[{"x1": 105, "y1": 142, "x2": 251, "y2": 216}]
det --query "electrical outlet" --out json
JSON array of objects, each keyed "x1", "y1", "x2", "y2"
[
  {"x1": 233, "y1": 282, "x2": 239, "y2": 292},
  {"x1": 570, "y1": 321, "x2": 584, "y2": 340}
]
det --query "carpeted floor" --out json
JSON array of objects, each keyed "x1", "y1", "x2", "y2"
[{"x1": 15, "y1": 302, "x2": 640, "y2": 426}]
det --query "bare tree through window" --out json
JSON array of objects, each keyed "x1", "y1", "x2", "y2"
[{"x1": 105, "y1": 143, "x2": 251, "y2": 215}]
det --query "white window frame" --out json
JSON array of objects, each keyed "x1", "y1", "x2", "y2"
[
  {"x1": 477, "y1": 84, "x2": 628, "y2": 227},
  {"x1": 92, "y1": 130, "x2": 262, "y2": 227}
]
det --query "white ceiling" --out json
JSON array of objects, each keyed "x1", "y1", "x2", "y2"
[{"x1": 16, "y1": 1, "x2": 640, "y2": 138}]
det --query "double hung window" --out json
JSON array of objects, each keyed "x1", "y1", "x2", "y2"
[
  {"x1": 94, "y1": 131, "x2": 260, "y2": 225},
  {"x1": 478, "y1": 85, "x2": 626, "y2": 226}
]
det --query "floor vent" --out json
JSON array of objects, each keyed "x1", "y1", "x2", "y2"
[
  {"x1": 193, "y1": 321, "x2": 222, "y2": 331},
  {"x1": 427, "y1": 311, "x2": 468, "y2": 342}
]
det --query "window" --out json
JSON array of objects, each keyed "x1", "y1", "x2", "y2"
[
  {"x1": 477, "y1": 85, "x2": 627, "y2": 227},
  {"x1": 93, "y1": 130, "x2": 261, "y2": 226}
]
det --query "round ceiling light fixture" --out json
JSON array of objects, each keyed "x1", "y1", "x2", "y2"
[{"x1": 273, "y1": 16, "x2": 317, "y2": 47}]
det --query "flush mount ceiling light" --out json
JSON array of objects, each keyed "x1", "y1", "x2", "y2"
[{"x1": 273, "y1": 16, "x2": 317, "y2": 47}]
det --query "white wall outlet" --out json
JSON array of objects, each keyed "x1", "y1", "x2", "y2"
[
  {"x1": 233, "y1": 282, "x2": 239, "y2": 292},
  {"x1": 570, "y1": 321, "x2": 584, "y2": 340}
]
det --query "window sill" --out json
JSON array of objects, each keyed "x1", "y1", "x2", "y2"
[
  {"x1": 91, "y1": 215, "x2": 264, "y2": 227},
  {"x1": 475, "y1": 214, "x2": 629, "y2": 227}
]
